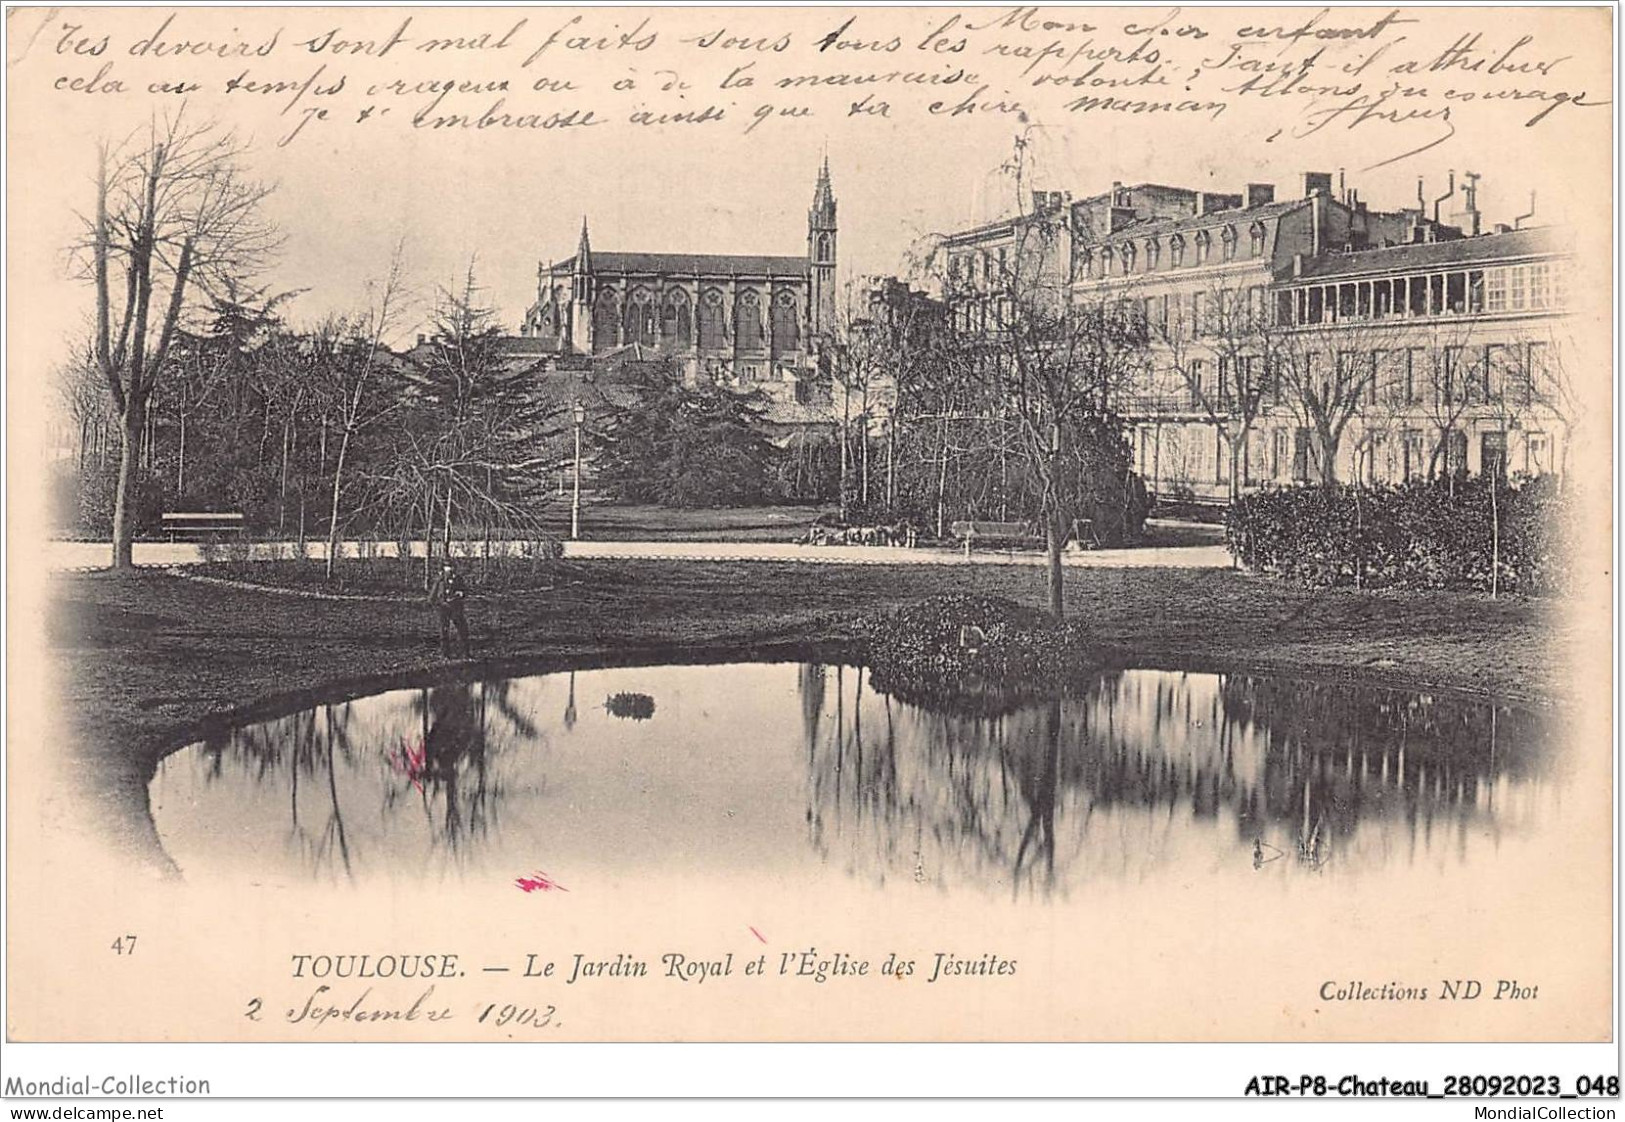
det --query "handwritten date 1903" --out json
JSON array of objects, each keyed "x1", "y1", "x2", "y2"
[{"x1": 477, "y1": 1002, "x2": 559, "y2": 1032}]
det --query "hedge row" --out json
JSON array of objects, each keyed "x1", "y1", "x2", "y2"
[{"x1": 1224, "y1": 476, "x2": 1573, "y2": 594}]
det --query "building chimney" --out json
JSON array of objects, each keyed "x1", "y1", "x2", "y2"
[
  {"x1": 1246, "y1": 183, "x2": 1275, "y2": 209},
  {"x1": 1302, "y1": 171, "x2": 1333, "y2": 199},
  {"x1": 1514, "y1": 191, "x2": 1537, "y2": 230},
  {"x1": 1432, "y1": 170, "x2": 1457, "y2": 223},
  {"x1": 1451, "y1": 170, "x2": 1482, "y2": 236}
]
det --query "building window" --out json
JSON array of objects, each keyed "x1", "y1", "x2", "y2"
[
  {"x1": 1221, "y1": 225, "x2": 1237, "y2": 262},
  {"x1": 1528, "y1": 263, "x2": 1551, "y2": 309},
  {"x1": 1245, "y1": 285, "x2": 1264, "y2": 327},
  {"x1": 1188, "y1": 359, "x2": 1205, "y2": 407},
  {"x1": 1441, "y1": 346, "x2": 1468, "y2": 404},
  {"x1": 1292, "y1": 427, "x2": 1311, "y2": 483},
  {"x1": 1195, "y1": 230, "x2": 1211, "y2": 265},
  {"x1": 1249, "y1": 222, "x2": 1266, "y2": 257},
  {"x1": 1527, "y1": 432, "x2": 1551, "y2": 475},
  {"x1": 1077, "y1": 249, "x2": 1093, "y2": 279},
  {"x1": 1338, "y1": 351, "x2": 1373, "y2": 404},
  {"x1": 1275, "y1": 290, "x2": 1294, "y2": 327},
  {"x1": 1483, "y1": 343, "x2": 1506, "y2": 402},
  {"x1": 592, "y1": 290, "x2": 620, "y2": 350},
  {"x1": 1101, "y1": 246, "x2": 1114, "y2": 275},
  {"x1": 997, "y1": 246, "x2": 1008, "y2": 281},
  {"x1": 626, "y1": 287, "x2": 657, "y2": 347},
  {"x1": 1485, "y1": 268, "x2": 1506, "y2": 312},
  {"x1": 1553, "y1": 263, "x2": 1568, "y2": 308},
  {"x1": 1170, "y1": 235, "x2": 1186, "y2": 268},
  {"x1": 661, "y1": 288, "x2": 692, "y2": 350},
  {"x1": 1121, "y1": 242, "x2": 1136, "y2": 275},
  {"x1": 1509, "y1": 266, "x2": 1527, "y2": 311},
  {"x1": 1191, "y1": 292, "x2": 1207, "y2": 336},
  {"x1": 736, "y1": 290, "x2": 764, "y2": 350},
  {"x1": 698, "y1": 289, "x2": 726, "y2": 349},
  {"x1": 1526, "y1": 341, "x2": 1550, "y2": 403},
  {"x1": 1146, "y1": 239, "x2": 1160, "y2": 270},
  {"x1": 770, "y1": 290, "x2": 800, "y2": 353}
]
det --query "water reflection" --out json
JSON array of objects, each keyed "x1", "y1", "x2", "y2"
[
  {"x1": 151, "y1": 664, "x2": 1558, "y2": 897},
  {"x1": 803, "y1": 668, "x2": 1560, "y2": 899},
  {"x1": 171, "y1": 680, "x2": 539, "y2": 884}
]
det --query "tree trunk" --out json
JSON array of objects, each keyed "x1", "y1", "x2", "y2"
[
  {"x1": 1044, "y1": 509, "x2": 1065, "y2": 622},
  {"x1": 324, "y1": 423, "x2": 355, "y2": 580},
  {"x1": 885, "y1": 421, "x2": 895, "y2": 511},
  {"x1": 111, "y1": 397, "x2": 147, "y2": 569},
  {"x1": 838, "y1": 402, "x2": 851, "y2": 523},
  {"x1": 443, "y1": 488, "x2": 455, "y2": 561},
  {"x1": 176, "y1": 410, "x2": 187, "y2": 499},
  {"x1": 278, "y1": 414, "x2": 293, "y2": 534},
  {"x1": 934, "y1": 418, "x2": 950, "y2": 540},
  {"x1": 422, "y1": 486, "x2": 435, "y2": 589},
  {"x1": 860, "y1": 419, "x2": 870, "y2": 508},
  {"x1": 1490, "y1": 475, "x2": 1501, "y2": 599}
]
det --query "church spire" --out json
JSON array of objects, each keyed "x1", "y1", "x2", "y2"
[
  {"x1": 808, "y1": 158, "x2": 837, "y2": 339},
  {"x1": 811, "y1": 156, "x2": 836, "y2": 224},
  {"x1": 574, "y1": 216, "x2": 592, "y2": 272}
]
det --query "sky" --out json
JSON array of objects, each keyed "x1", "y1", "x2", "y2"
[{"x1": 7, "y1": 5, "x2": 1611, "y2": 356}]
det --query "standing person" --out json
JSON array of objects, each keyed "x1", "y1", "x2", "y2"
[{"x1": 430, "y1": 559, "x2": 470, "y2": 657}]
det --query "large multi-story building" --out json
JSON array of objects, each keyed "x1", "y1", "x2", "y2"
[
  {"x1": 943, "y1": 171, "x2": 1574, "y2": 503},
  {"x1": 519, "y1": 160, "x2": 840, "y2": 387}
]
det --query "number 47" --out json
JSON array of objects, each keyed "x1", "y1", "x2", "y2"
[{"x1": 111, "y1": 935, "x2": 137, "y2": 955}]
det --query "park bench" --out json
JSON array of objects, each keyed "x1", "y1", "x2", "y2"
[
  {"x1": 949, "y1": 520, "x2": 1042, "y2": 551},
  {"x1": 949, "y1": 519, "x2": 1099, "y2": 553},
  {"x1": 160, "y1": 511, "x2": 246, "y2": 541}
]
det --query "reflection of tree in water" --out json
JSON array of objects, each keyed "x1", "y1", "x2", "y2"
[
  {"x1": 197, "y1": 679, "x2": 540, "y2": 882},
  {"x1": 801, "y1": 664, "x2": 1557, "y2": 898}
]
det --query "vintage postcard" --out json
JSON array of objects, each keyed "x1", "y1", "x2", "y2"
[{"x1": 3, "y1": 0, "x2": 1616, "y2": 1079}]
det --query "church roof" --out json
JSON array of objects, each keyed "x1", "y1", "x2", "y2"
[{"x1": 550, "y1": 251, "x2": 810, "y2": 278}]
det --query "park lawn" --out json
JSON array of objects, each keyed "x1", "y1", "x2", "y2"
[{"x1": 45, "y1": 559, "x2": 1573, "y2": 865}]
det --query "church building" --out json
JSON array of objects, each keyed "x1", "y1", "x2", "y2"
[{"x1": 521, "y1": 160, "x2": 839, "y2": 384}]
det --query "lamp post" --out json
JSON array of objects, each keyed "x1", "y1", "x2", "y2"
[{"x1": 571, "y1": 401, "x2": 585, "y2": 541}]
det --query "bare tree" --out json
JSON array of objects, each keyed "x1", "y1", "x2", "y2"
[
  {"x1": 78, "y1": 110, "x2": 277, "y2": 567},
  {"x1": 1157, "y1": 278, "x2": 1283, "y2": 501},
  {"x1": 324, "y1": 241, "x2": 408, "y2": 579},
  {"x1": 1274, "y1": 316, "x2": 1392, "y2": 485},
  {"x1": 971, "y1": 217, "x2": 1148, "y2": 620}
]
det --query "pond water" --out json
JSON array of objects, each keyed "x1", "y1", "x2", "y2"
[{"x1": 149, "y1": 664, "x2": 1564, "y2": 900}]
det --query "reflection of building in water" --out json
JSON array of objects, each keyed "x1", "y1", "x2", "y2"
[
  {"x1": 800, "y1": 665, "x2": 1556, "y2": 898},
  {"x1": 178, "y1": 682, "x2": 537, "y2": 883}
]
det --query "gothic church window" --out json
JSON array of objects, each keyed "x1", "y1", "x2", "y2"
[
  {"x1": 737, "y1": 291, "x2": 765, "y2": 350},
  {"x1": 627, "y1": 288, "x2": 657, "y2": 347},
  {"x1": 699, "y1": 289, "x2": 726, "y2": 349},
  {"x1": 592, "y1": 290, "x2": 620, "y2": 350},
  {"x1": 771, "y1": 291, "x2": 800, "y2": 353},
  {"x1": 661, "y1": 289, "x2": 692, "y2": 350}
]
